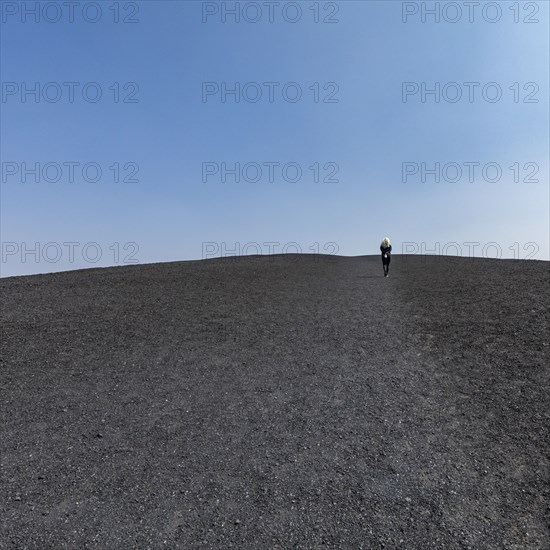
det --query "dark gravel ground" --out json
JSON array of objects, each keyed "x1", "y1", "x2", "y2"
[{"x1": 1, "y1": 254, "x2": 549, "y2": 550}]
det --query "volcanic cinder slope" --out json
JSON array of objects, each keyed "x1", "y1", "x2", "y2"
[{"x1": 1, "y1": 255, "x2": 549, "y2": 550}]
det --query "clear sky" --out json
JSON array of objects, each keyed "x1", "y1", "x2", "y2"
[{"x1": 1, "y1": 0, "x2": 549, "y2": 276}]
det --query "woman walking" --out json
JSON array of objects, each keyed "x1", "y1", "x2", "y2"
[{"x1": 380, "y1": 237, "x2": 392, "y2": 277}]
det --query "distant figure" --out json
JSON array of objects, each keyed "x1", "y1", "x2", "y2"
[{"x1": 380, "y1": 237, "x2": 392, "y2": 277}]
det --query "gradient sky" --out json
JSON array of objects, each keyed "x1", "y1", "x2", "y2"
[{"x1": 1, "y1": 0, "x2": 549, "y2": 276}]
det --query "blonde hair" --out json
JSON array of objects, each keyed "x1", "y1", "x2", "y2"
[{"x1": 381, "y1": 237, "x2": 391, "y2": 247}]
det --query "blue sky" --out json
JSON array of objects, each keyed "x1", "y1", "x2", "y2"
[{"x1": 1, "y1": 0, "x2": 549, "y2": 276}]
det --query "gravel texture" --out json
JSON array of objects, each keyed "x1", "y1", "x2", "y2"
[{"x1": 1, "y1": 254, "x2": 549, "y2": 549}]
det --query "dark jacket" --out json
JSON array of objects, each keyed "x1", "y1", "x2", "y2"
[{"x1": 380, "y1": 245, "x2": 392, "y2": 263}]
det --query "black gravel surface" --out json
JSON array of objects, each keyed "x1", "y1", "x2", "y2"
[{"x1": 1, "y1": 255, "x2": 549, "y2": 549}]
